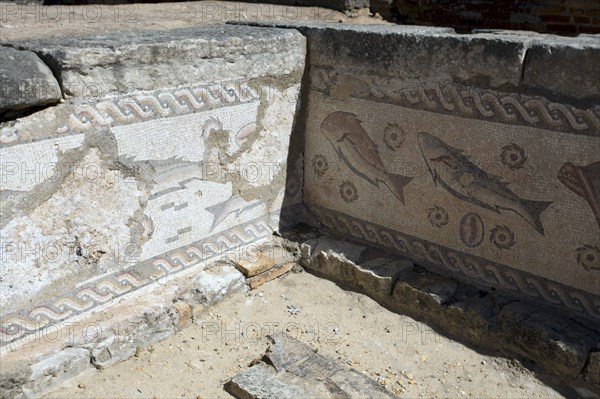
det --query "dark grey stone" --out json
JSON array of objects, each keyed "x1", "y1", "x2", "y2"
[
  {"x1": 494, "y1": 303, "x2": 597, "y2": 377},
  {"x1": 0, "y1": 46, "x2": 61, "y2": 116},
  {"x1": 220, "y1": 0, "x2": 368, "y2": 12},
  {"x1": 522, "y1": 38, "x2": 600, "y2": 105},
  {"x1": 225, "y1": 362, "x2": 308, "y2": 399},
  {"x1": 227, "y1": 332, "x2": 396, "y2": 399},
  {"x1": 234, "y1": 21, "x2": 600, "y2": 106}
]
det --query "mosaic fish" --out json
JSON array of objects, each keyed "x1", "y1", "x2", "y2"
[
  {"x1": 417, "y1": 132, "x2": 552, "y2": 235},
  {"x1": 320, "y1": 111, "x2": 413, "y2": 204},
  {"x1": 558, "y1": 161, "x2": 600, "y2": 230},
  {"x1": 206, "y1": 195, "x2": 263, "y2": 232}
]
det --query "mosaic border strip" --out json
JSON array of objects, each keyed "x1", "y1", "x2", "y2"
[
  {"x1": 308, "y1": 204, "x2": 600, "y2": 321},
  {"x1": 0, "y1": 205, "x2": 300, "y2": 346},
  {"x1": 312, "y1": 67, "x2": 600, "y2": 136},
  {"x1": 63, "y1": 80, "x2": 260, "y2": 132}
]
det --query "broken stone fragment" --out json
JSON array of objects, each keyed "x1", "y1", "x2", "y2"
[
  {"x1": 225, "y1": 332, "x2": 395, "y2": 399},
  {"x1": 0, "y1": 46, "x2": 61, "y2": 117},
  {"x1": 189, "y1": 264, "x2": 247, "y2": 306},
  {"x1": 21, "y1": 348, "x2": 91, "y2": 398}
]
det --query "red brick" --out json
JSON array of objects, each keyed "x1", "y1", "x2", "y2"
[
  {"x1": 578, "y1": 25, "x2": 600, "y2": 33},
  {"x1": 535, "y1": 5, "x2": 566, "y2": 14},
  {"x1": 567, "y1": 0, "x2": 599, "y2": 9},
  {"x1": 583, "y1": 9, "x2": 600, "y2": 17},
  {"x1": 546, "y1": 23, "x2": 579, "y2": 33},
  {"x1": 542, "y1": 14, "x2": 572, "y2": 22},
  {"x1": 574, "y1": 16, "x2": 591, "y2": 23},
  {"x1": 247, "y1": 262, "x2": 294, "y2": 289}
]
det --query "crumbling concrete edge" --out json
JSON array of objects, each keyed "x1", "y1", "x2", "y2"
[
  {"x1": 0, "y1": 237, "x2": 300, "y2": 399},
  {"x1": 285, "y1": 227, "x2": 600, "y2": 391}
]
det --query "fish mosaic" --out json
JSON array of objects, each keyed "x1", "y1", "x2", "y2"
[
  {"x1": 558, "y1": 161, "x2": 600, "y2": 230},
  {"x1": 320, "y1": 111, "x2": 413, "y2": 204},
  {"x1": 417, "y1": 132, "x2": 552, "y2": 235}
]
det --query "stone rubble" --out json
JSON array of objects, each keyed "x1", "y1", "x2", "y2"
[{"x1": 225, "y1": 332, "x2": 395, "y2": 399}]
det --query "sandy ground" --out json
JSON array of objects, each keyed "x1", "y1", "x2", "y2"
[
  {"x1": 0, "y1": 1, "x2": 387, "y2": 41},
  {"x1": 42, "y1": 270, "x2": 564, "y2": 399}
]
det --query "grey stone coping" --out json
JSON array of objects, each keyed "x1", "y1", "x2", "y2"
[{"x1": 230, "y1": 20, "x2": 600, "y2": 107}]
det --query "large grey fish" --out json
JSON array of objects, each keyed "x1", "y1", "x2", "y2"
[
  {"x1": 320, "y1": 111, "x2": 413, "y2": 204},
  {"x1": 558, "y1": 161, "x2": 600, "y2": 230},
  {"x1": 417, "y1": 132, "x2": 552, "y2": 235}
]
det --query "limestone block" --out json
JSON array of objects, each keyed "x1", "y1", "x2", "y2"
[
  {"x1": 494, "y1": 303, "x2": 597, "y2": 377},
  {"x1": 225, "y1": 332, "x2": 394, "y2": 399},
  {"x1": 10, "y1": 25, "x2": 305, "y2": 97},
  {"x1": 191, "y1": 264, "x2": 247, "y2": 306},
  {"x1": 21, "y1": 348, "x2": 90, "y2": 398},
  {"x1": 0, "y1": 46, "x2": 61, "y2": 117},
  {"x1": 521, "y1": 36, "x2": 600, "y2": 104}
]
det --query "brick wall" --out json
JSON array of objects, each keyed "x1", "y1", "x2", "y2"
[{"x1": 384, "y1": 0, "x2": 600, "y2": 36}]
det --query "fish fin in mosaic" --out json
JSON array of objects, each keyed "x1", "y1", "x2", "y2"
[
  {"x1": 558, "y1": 161, "x2": 600, "y2": 231},
  {"x1": 417, "y1": 132, "x2": 552, "y2": 235},
  {"x1": 320, "y1": 111, "x2": 413, "y2": 204},
  {"x1": 206, "y1": 195, "x2": 266, "y2": 233}
]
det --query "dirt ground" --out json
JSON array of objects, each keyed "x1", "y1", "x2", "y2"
[
  {"x1": 0, "y1": 1, "x2": 387, "y2": 41},
  {"x1": 42, "y1": 270, "x2": 564, "y2": 399}
]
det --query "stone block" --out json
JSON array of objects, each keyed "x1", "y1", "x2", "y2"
[
  {"x1": 328, "y1": 368, "x2": 395, "y2": 398},
  {"x1": 10, "y1": 25, "x2": 305, "y2": 97},
  {"x1": 191, "y1": 264, "x2": 247, "y2": 305},
  {"x1": 521, "y1": 37, "x2": 600, "y2": 104},
  {"x1": 300, "y1": 237, "x2": 366, "y2": 272},
  {"x1": 584, "y1": 350, "x2": 600, "y2": 385},
  {"x1": 90, "y1": 335, "x2": 137, "y2": 369},
  {"x1": 225, "y1": 362, "x2": 307, "y2": 399},
  {"x1": 391, "y1": 273, "x2": 458, "y2": 319},
  {"x1": 494, "y1": 303, "x2": 597, "y2": 377},
  {"x1": 0, "y1": 46, "x2": 61, "y2": 117},
  {"x1": 22, "y1": 348, "x2": 90, "y2": 397},
  {"x1": 226, "y1": 333, "x2": 394, "y2": 399}
]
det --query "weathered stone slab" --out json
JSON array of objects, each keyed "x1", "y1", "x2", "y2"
[
  {"x1": 8, "y1": 25, "x2": 305, "y2": 98},
  {"x1": 242, "y1": 21, "x2": 600, "y2": 322},
  {"x1": 226, "y1": 333, "x2": 395, "y2": 399},
  {"x1": 0, "y1": 46, "x2": 61, "y2": 118},
  {"x1": 21, "y1": 348, "x2": 91, "y2": 398},
  {"x1": 521, "y1": 37, "x2": 600, "y2": 104},
  {"x1": 494, "y1": 303, "x2": 597, "y2": 377},
  {"x1": 222, "y1": 0, "x2": 369, "y2": 12},
  {"x1": 189, "y1": 264, "x2": 247, "y2": 306},
  {"x1": 225, "y1": 362, "x2": 308, "y2": 399}
]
